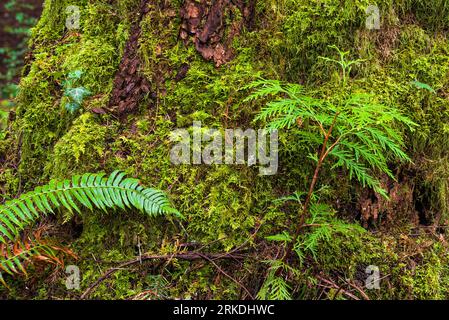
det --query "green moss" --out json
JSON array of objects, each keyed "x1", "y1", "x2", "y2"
[
  {"x1": 6, "y1": 0, "x2": 135, "y2": 191},
  {"x1": 61, "y1": 38, "x2": 119, "y2": 94},
  {"x1": 358, "y1": 24, "x2": 449, "y2": 219},
  {"x1": 2, "y1": 0, "x2": 449, "y2": 299},
  {"x1": 45, "y1": 113, "x2": 108, "y2": 179},
  {"x1": 309, "y1": 229, "x2": 449, "y2": 300},
  {"x1": 406, "y1": 248, "x2": 444, "y2": 299}
]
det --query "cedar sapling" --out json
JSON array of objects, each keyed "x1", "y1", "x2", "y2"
[{"x1": 246, "y1": 46, "x2": 417, "y2": 299}]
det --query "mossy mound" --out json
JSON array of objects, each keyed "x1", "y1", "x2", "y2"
[{"x1": 0, "y1": 0, "x2": 449, "y2": 299}]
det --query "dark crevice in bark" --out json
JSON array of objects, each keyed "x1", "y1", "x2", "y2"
[{"x1": 107, "y1": 0, "x2": 152, "y2": 117}]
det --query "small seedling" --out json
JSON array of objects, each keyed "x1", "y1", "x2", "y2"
[
  {"x1": 410, "y1": 80, "x2": 436, "y2": 93},
  {"x1": 63, "y1": 70, "x2": 91, "y2": 113}
]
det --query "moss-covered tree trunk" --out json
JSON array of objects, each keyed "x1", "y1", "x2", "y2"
[{"x1": 1, "y1": 0, "x2": 449, "y2": 299}]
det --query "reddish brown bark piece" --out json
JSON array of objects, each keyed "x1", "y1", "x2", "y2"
[
  {"x1": 180, "y1": 0, "x2": 256, "y2": 67},
  {"x1": 108, "y1": 0, "x2": 151, "y2": 117},
  {"x1": 357, "y1": 174, "x2": 419, "y2": 228},
  {"x1": 107, "y1": 0, "x2": 257, "y2": 118}
]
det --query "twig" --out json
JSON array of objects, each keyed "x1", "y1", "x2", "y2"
[
  {"x1": 80, "y1": 252, "x2": 248, "y2": 299},
  {"x1": 197, "y1": 253, "x2": 255, "y2": 299},
  {"x1": 316, "y1": 275, "x2": 360, "y2": 300},
  {"x1": 283, "y1": 112, "x2": 341, "y2": 263},
  {"x1": 341, "y1": 278, "x2": 370, "y2": 300}
]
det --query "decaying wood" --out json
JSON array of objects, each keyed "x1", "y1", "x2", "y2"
[
  {"x1": 180, "y1": 0, "x2": 257, "y2": 67},
  {"x1": 108, "y1": 0, "x2": 151, "y2": 116},
  {"x1": 107, "y1": 0, "x2": 257, "y2": 118}
]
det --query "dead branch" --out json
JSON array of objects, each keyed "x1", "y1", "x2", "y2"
[{"x1": 315, "y1": 275, "x2": 360, "y2": 300}]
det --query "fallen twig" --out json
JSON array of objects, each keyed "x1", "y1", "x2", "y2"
[
  {"x1": 80, "y1": 251, "x2": 248, "y2": 299},
  {"x1": 341, "y1": 278, "x2": 370, "y2": 300},
  {"x1": 315, "y1": 275, "x2": 360, "y2": 300},
  {"x1": 197, "y1": 253, "x2": 254, "y2": 299}
]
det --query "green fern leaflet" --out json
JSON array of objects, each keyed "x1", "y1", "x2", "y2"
[{"x1": 0, "y1": 171, "x2": 181, "y2": 244}]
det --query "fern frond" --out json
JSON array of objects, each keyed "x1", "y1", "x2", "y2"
[
  {"x1": 339, "y1": 139, "x2": 393, "y2": 179},
  {"x1": 0, "y1": 171, "x2": 180, "y2": 243},
  {"x1": 295, "y1": 202, "x2": 366, "y2": 263},
  {"x1": 0, "y1": 232, "x2": 75, "y2": 287},
  {"x1": 268, "y1": 276, "x2": 292, "y2": 300},
  {"x1": 363, "y1": 127, "x2": 410, "y2": 162}
]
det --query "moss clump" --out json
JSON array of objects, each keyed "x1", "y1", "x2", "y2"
[
  {"x1": 8, "y1": 0, "x2": 135, "y2": 190},
  {"x1": 304, "y1": 229, "x2": 449, "y2": 300},
  {"x1": 45, "y1": 113, "x2": 108, "y2": 179}
]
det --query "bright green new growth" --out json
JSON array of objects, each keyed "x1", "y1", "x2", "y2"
[
  {"x1": 318, "y1": 45, "x2": 366, "y2": 87},
  {"x1": 246, "y1": 80, "x2": 417, "y2": 198},
  {"x1": 0, "y1": 108, "x2": 8, "y2": 140},
  {"x1": 259, "y1": 195, "x2": 365, "y2": 300},
  {"x1": 0, "y1": 171, "x2": 181, "y2": 244},
  {"x1": 410, "y1": 80, "x2": 436, "y2": 93},
  {"x1": 257, "y1": 265, "x2": 292, "y2": 300}
]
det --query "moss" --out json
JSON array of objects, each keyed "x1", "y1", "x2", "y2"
[
  {"x1": 7, "y1": 0, "x2": 135, "y2": 191},
  {"x1": 0, "y1": 168, "x2": 20, "y2": 202},
  {"x1": 406, "y1": 248, "x2": 444, "y2": 299},
  {"x1": 357, "y1": 24, "x2": 449, "y2": 219},
  {"x1": 2, "y1": 0, "x2": 449, "y2": 299},
  {"x1": 61, "y1": 38, "x2": 119, "y2": 94},
  {"x1": 72, "y1": 210, "x2": 171, "y2": 299},
  {"x1": 106, "y1": 114, "x2": 274, "y2": 251},
  {"x1": 45, "y1": 113, "x2": 108, "y2": 179},
  {"x1": 310, "y1": 229, "x2": 449, "y2": 300}
]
